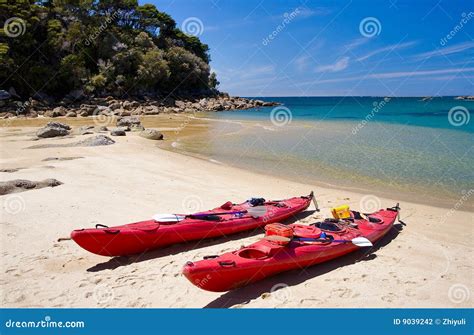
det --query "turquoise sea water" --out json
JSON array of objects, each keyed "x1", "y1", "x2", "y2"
[{"x1": 179, "y1": 97, "x2": 474, "y2": 209}]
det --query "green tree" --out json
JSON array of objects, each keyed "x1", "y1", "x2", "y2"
[{"x1": 0, "y1": 1, "x2": 216, "y2": 99}]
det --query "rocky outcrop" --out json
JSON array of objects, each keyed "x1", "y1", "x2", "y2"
[
  {"x1": 0, "y1": 94, "x2": 280, "y2": 120},
  {"x1": 455, "y1": 96, "x2": 474, "y2": 101}
]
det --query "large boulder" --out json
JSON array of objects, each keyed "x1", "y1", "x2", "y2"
[
  {"x1": 139, "y1": 129, "x2": 163, "y2": 140},
  {"x1": 36, "y1": 122, "x2": 71, "y2": 138},
  {"x1": 37, "y1": 126, "x2": 69, "y2": 138}
]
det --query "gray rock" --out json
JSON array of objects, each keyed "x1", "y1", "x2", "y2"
[
  {"x1": 117, "y1": 116, "x2": 141, "y2": 127},
  {"x1": 75, "y1": 135, "x2": 115, "y2": 146},
  {"x1": 0, "y1": 178, "x2": 63, "y2": 195},
  {"x1": 65, "y1": 111, "x2": 76, "y2": 117},
  {"x1": 109, "y1": 102, "x2": 122, "y2": 110},
  {"x1": 175, "y1": 100, "x2": 186, "y2": 108},
  {"x1": 139, "y1": 129, "x2": 163, "y2": 140},
  {"x1": 143, "y1": 106, "x2": 160, "y2": 115},
  {"x1": 117, "y1": 109, "x2": 131, "y2": 117},
  {"x1": 130, "y1": 125, "x2": 145, "y2": 132},
  {"x1": 115, "y1": 126, "x2": 130, "y2": 132},
  {"x1": 46, "y1": 122, "x2": 71, "y2": 130},
  {"x1": 37, "y1": 126, "x2": 69, "y2": 138},
  {"x1": 0, "y1": 90, "x2": 11, "y2": 100},
  {"x1": 110, "y1": 129, "x2": 126, "y2": 136},
  {"x1": 53, "y1": 106, "x2": 67, "y2": 116}
]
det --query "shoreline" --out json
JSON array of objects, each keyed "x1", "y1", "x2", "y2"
[
  {"x1": 2, "y1": 114, "x2": 472, "y2": 212},
  {"x1": 0, "y1": 123, "x2": 472, "y2": 308}
]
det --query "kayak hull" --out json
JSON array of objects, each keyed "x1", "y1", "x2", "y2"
[
  {"x1": 71, "y1": 193, "x2": 313, "y2": 257},
  {"x1": 183, "y1": 207, "x2": 399, "y2": 292}
]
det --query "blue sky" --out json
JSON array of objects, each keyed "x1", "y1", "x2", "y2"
[{"x1": 146, "y1": 0, "x2": 474, "y2": 96}]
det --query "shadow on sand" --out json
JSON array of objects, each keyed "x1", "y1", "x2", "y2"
[
  {"x1": 87, "y1": 209, "x2": 316, "y2": 272},
  {"x1": 204, "y1": 221, "x2": 405, "y2": 308}
]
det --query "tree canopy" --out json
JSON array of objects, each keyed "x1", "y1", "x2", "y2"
[{"x1": 0, "y1": 0, "x2": 218, "y2": 100}]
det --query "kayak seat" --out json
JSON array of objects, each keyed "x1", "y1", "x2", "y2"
[
  {"x1": 238, "y1": 248, "x2": 269, "y2": 260},
  {"x1": 311, "y1": 221, "x2": 343, "y2": 232},
  {"x1": 237, "y1": 242, "x2": 283, "y2": 260},
  {"x1": 368, "y1": 215, "x2": 383, "y2": 224}
]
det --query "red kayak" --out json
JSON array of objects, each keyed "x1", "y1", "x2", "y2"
[
  {"x1": 71, "y1": 192, "x2": 314, "y2": 256},
  {"x1": 183, "y1": 205, "x2": 399, "y2": 292}
]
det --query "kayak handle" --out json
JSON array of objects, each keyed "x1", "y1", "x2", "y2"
[
  {"x1": 95, "y1": 224, "x2": 109, "y2": 229},
  {"x1": 218, "y1": 260, "x2": 236, "y2": 268},
  {"x1": 203, "y1": 255, "x2": 219, "y2": 260}
]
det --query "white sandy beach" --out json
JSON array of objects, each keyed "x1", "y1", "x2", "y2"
[{"x1": 0, "y1": 121, "x2": 472, "y2": 308}]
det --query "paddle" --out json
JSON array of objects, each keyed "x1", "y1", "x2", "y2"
[
  {"x1": 265, "y1": 235, "x2": 373, "y2": 247},
  {"x1": 311, "y1": 191, "x2": 319, "y2": 211},
  {"x1": 296, "y1": 236, "x2": 373, "y2": 247},
  {"x1": 153, "y1": 206, "x2": 267, "y2": 222}
]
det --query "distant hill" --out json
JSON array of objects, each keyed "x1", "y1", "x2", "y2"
[{"x1": 0, "y1": 1, "x2": 219, "y2": 101}]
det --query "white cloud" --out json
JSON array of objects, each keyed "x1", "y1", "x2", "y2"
[
  {"x1": 296, "y1": 67, "x2": 474, "y2": 86},
  {"x1": 343, "y1": 38, "x2": 370, "y2": 51},
  {"x1": 369, "y1": 67, "x2": 474, "y2": 79},
  {"x1": 356, "y1": 41, "x2": 417, "y2": 61},
  {"x1": 315, "y1": 57, "x2": 349, "y2": 73},
  {"x1": 239, "y1": 65, "x2": 275, "y2": 79},
  {"x1": 294, "y1": 54, "x2": 311, "y2": 71},
  {"x1": 412, "y1": 41, "x2": 474, "y2": 60}
]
